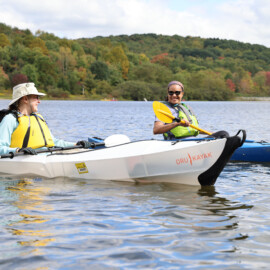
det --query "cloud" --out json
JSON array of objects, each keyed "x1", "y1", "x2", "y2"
[
  {"x1": 0, "y1": 0, "x2": 270, "y2": 46},
  {"x1": 211, "y1": 0, "x2": 270, "y2": 44}
]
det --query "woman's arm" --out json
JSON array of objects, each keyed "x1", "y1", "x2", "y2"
[
  {"x1": 0, "y1": 114, "x2": 18, "y2": 155},
  {"x1": 52, "y1": 136, "x2": 76, "y2": 148},
  {"x1": 153, "y1": 120, "x2": 190, "y2": 135}
]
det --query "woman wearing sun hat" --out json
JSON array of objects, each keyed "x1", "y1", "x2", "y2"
[{"x1": 0, "y1": 82, "x2": 91, "y2": 155}]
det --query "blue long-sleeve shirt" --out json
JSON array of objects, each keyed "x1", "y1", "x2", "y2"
[{"x1": 0, "y1": 113, "x2": 75, "y2": 155}]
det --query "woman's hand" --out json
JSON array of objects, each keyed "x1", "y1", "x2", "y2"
[
  {"x1": 180, "y1": 119, "x2": 190, "y2": 127},
  {"x1": 153, "y1": 119, "x2": 190, "y2": 135}
]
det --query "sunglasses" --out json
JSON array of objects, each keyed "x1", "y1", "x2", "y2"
[
  {"x1": 28, "y1": 95, "x2": 40, "y2": 100},
  {"x1": 168, "y1": 91, "x2": 182, "y2": 96}
]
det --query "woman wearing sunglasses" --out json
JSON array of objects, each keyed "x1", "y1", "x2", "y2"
[{"x1": 153, "y1": 80, "x2": 200, "y2": 140}]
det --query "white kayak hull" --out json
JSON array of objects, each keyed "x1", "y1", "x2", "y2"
[{"x1": 0, "y1": 134, "x2": 243, "y2": 186}]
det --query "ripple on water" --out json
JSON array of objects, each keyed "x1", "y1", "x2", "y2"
[{"x1": 0, "y1": 101, "x2": 270, "y2": 269}]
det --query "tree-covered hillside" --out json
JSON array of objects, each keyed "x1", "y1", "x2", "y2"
[{"x1": 1, "y1": 22, "x2": 270, "y2": 101}]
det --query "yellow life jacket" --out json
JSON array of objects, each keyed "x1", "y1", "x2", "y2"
[
  {"x1": 163, "y1": 102, "x2": 200, "y2": 139},
  {"x1": 10, "y1": 113, "x2": 55, "y2": 149}
]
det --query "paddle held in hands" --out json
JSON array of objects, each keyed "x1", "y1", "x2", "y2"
[{"x1": 153, "y1": 101, "x2": 212, "y2": 135}]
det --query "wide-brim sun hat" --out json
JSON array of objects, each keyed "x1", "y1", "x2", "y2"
[{"x1": 9, "y1": 82, "x2": 46, "y2": 106}]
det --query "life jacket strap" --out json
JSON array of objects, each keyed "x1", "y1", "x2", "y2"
[
  {"x1": 22, "y1": 116, "x2": 31, "y2": 148},
  {"x1": 33, "y1": 114, "x2": 48, "y2": 146}
]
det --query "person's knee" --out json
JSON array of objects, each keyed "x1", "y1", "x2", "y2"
[{"x1": 211, "y1": 130, "x2": 229, "y2": 138}]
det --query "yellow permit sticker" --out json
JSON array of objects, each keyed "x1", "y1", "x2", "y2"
[{"x1": 75, "y1": 162, "x2": 89, "y2": 174}]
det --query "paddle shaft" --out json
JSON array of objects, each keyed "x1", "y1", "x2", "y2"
[
  {"x1": 0, "y1": 142, "x2": 105, "y2": 159},
  {"x1": 158, "y1": 109, "x2": 212, "y2": 135}
]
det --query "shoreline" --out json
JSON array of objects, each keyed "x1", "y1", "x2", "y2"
[
  {"x1": 1, "y1": 97, "x2": 270, "y2": 102},
  {"x1": 234, "y1": 96, "x2": 270, "y2": 101}
]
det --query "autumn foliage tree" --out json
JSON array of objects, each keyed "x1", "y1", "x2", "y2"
[
  {"x1": 1, "y1": 23, "x2": 270, "y2": 100},
  {"x1": 265, "y1": 72, "x2": 270, "y2": 87},
  {"x1": 226, "y1": 79, "x2": 236, "y2": 92},
  {"x1": 11, "y1": 74, "x2": 28, "y2": 87},
  {"x1": 28, "y1": 37, "x2": 48, "y2": 54},
  {"x1": 0, "y1": 66, "x2": 9, "y2": 89},
  {"x1": 0, "y1": 33, "x2": 10, "y2": 47},
  {"x1": 151, "y1": 53, "x2": 170, "y2": 67},
  {"x1": 105, "y1": 46, "x2": 129, "y2": 79}
]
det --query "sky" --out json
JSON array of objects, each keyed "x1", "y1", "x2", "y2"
[{"x1": 1, "y1": 0, "x2": 270, "y2": 47}]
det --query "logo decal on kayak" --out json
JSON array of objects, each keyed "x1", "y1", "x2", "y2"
[
  {"x1": 75, "y1": 162, "x2": 89, "y2": 174},
  {"x1": 176, "y1": 152, "x2": 213, "y2": 166}
]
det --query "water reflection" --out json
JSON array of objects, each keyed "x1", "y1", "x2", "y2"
[
  {"x1": 132, "y1": 183, "x2": 254, "y2": 248},
  {"x1": 5, "y1": 178, "x2": 55, "y2": 250},
  {"x1": 0, "y1": 100, "x2": 270, "y2": 268},
  {"x1": 0, "y1": 176, "x2": 261, "y2": 268},
  {"x1": 197, "y1": 185, "x2": 253, "y2": 212}
]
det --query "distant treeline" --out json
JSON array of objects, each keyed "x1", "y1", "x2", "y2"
[{"x1": 1, "y1": 22, "x2": 270, "y2": 101}]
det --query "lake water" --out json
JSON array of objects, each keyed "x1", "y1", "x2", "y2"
[{"x1": 0, "y1": 100, "x2": 270, "y2": 269}]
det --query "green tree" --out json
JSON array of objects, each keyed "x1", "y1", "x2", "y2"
[
  {"x1": 58, "y1": 38, "x2": 72, "y2": 48},
  {"x1": 71, "y1": 42, "x2": 85, "y2": 56},
  {"x1": 105, "y1": 46, "x2": 130, "y2": 78},
  {"x1": 45, "y1": 40, "x2": 59, "y2": 52},
  {"x1": 84, "y1": 71, "x2": 96, "y2": 94},
  {"x1": 21, "y1": 64, "x2": 38, "y2": 83},
  {"x1": 253, "y1": 71, "x2": 267, "y2": 96},
  {"x1": 129, "y1": 62, "x2": 173, "y2": 84},
  {"x1": 0, "y1": 66, "x2": 10, "y2": 89},
  {"x1": 57, "y1": 75, "x2": 70, "y2": 91},
  {"x1": 90, "y1": 61, "x2": 109, "y2": 80},
  {"x1": 28, "y1": 37, "x2": 48, "y2": 54},
  {"x1": 0, "y1": 46, "x2": 11, "y2": 74},
  {"x1": 95, "y1": 80, "x2": 113, "y2": 96},
  {"x1": 35, "y1": 55, "x2": 56, "y2": 88},
  {"x1": 67, "y1": 70, "x2": 81, "y2": 94},
  {"x1": 238, "y1": 72, "x2": 255, "y2": 95},
  {"x1": 186, "y1": 70, "x2": 233, "y2": 101},
  {"x1": 0, "y1": 33, "x2": 11, "y2": 47},
  {"x1": 117, "y1": 81, "x2": 153, "y2": 101},
  {"x1": 59, "y1": 47, "x2": 77, "y2": 75},
  {"x1": 108, "y1": 65, "x2": 123, "y2": 86},
  {"x1": 1, "y1": 22, "x2": 270, "y2": 100}
]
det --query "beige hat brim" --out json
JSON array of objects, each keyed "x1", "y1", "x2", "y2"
[
  {"x1": 9, "y1": 92, "x2": 46, "y2": 106},
  {"x1": 9, "y1": 82, "x2": 46, "y2": 106}
]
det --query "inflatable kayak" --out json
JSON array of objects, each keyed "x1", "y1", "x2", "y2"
[
  {"x1": 152, "y1": 101, "x2": 269, "y2": 163},
  {"x1": 90, "y1": 134, "x2": 270, "y2": 163},
  {"x1": 166, "y1": 138, "x2": 269, "y2": 163},
  {"x1": 167, "y1": 139, "x2": 270, "y2": 163},
  {"x1": 230, "y1": 140, "x2": 270, "y2": 162},
  {"x1": 0, "y1": 131, "x2": 245, "y2": 186},
  {"x1": 89, "y1": 134, "x2": 270, "y2": 163}
]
